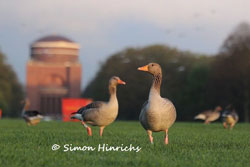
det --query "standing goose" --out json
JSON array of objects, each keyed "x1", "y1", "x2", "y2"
[
  {"x1": 22, "y1": 99, "x2": 43, "y2": 126},
  {"x1": 194, "y1": 106, "x2": 222, "y2": 124},
  {"x1": 222, "y1": 105, "x2": 239, "y2": 129},
  {"x1": 138, "y1": 63, "x2": 176, "y2": 144},
  {"x1": 71, "y1": 76, "x2": 126, "y2": 136}
]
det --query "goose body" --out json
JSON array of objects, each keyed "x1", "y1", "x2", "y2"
[
  {"x1": 77, "y1": 100, "x2": 118, "y2": 126},
  {"x1": 139, "y1": 91, "x2": 176, "y2": 132},
  {"x1": 71, "y1": 76, "x2": 125, "y2": 136},
  {"x1": 194, "y1": 106, "x2": 222, "y2": 124},
  {"x1": 22, "y1": 99, "x2": 43, "y2": 126},
  {"x1": 222, "y1": 105, "x2": 239, "y2": 129},
  {"x1": 138, "y1": 63, "x2": 176, "y2": 144}
]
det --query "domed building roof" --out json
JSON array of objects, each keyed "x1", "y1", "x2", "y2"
[
  {"x1": 31, "y1": 35, "x2": 79, "y2": 49},
  {"x1": 34, "y1": 35, "x2": 74, "y2": 43},
  {"x1": 30, "y1": 35, "x2": 80, "y2": 63}
]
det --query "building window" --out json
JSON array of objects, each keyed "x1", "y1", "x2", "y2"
[{"x1": 40, "y1": 95, "x2": 63, "y2": 118}]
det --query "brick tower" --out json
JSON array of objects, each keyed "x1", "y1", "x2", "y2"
[{"x1": 26, "y1": 35, "x2": 81, "y2": 118}]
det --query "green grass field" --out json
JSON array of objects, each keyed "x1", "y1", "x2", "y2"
[{"x1": 0, "y1": 119, "x2": 250, "y2": 167}]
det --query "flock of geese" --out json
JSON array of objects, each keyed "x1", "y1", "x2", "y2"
[
  {"x1": 21, "y1": 62, "x2": 239, "y2": 144},
  {"x1": 194, "y1": 105, "x2": 239, "y2": 129}
]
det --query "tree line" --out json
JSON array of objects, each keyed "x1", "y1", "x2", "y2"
[{"x1": 83, "y1": 22, "x2": 250, "y2": 122}]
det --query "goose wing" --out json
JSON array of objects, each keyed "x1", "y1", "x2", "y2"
[
  {"x1": 194, "y1": 110, "x2": 212, "y2": 120},
  {"x1": 231, "y1": 111, "x2": 239, "y2": 122},
  {"x1": 70, "y1": 101, "x2": 105, "y2": 121},
  {"x1": 77, "y1": 101, "x2": 104, "y2": 118},
  {"x1": 77, "y1": 101, "x2": 104, "y2": 114},
  {"x1": 223, "y1": 110, "x2": 239, "y2": 122},
  {"x1": 139, "y1": 100, "x2": 148, "y2": 129},
  {"x1": 24, "y1": 110, "x2": 42, "y2": 117}
]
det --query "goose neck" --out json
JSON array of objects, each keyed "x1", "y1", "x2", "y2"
[
  {"x1": 150, "y1": 73, "x2": 162, "y2": 95},
  {"x1": 109, "y1": 85, "x2": 117, "y2": 102}
]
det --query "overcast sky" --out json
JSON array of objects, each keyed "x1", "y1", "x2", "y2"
[{"x1": 0, "y1": 0, "x2": 250, "y2": 90}]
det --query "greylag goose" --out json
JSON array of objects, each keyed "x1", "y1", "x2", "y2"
[
  {"x1": 222, "y1": 105, "x2": 239, "y2": 129},
  {"x1": 138, "y1": 63, "x2": 176, "y2": 144},
  {"x1": 22, "y1": 99, "x2": 43, "y2": 126},
  {"x1": 71, "y1": 76, "x2": 126, "y2": 136},
  {"x1": 194, "y1": 106, "x2": 222, "y2": 124}
]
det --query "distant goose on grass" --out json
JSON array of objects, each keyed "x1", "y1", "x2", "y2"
[
  {"x1": 71, "y1": 76, "x2": 126, "y2": 136},
  {"x1": 222, "y1": 105, "x2": 239, "y2": 129},
  {"x1": 22, "y1": 99, "x2": 43, "y2": 126},
  {"x1": 138, "y1": 63, "x2": 176, "y2": 144},
  {"x1": 194, "y1": 106, "x2": 222, "y2": 124}
]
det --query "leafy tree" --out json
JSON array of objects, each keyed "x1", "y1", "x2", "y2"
[
  {"x1": 212, "y1": 22, "x2": 250, "y2": 122},
  {"x1": 0, "y1": 50, "x2": 24, "y2": 117},
  {"x1": 181, "y1": 57, "x2": 215, "y2": 120}
]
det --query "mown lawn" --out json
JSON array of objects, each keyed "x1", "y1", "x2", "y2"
[{"x1": 0, "y1": 119, "x2": 249, "y2": 167}]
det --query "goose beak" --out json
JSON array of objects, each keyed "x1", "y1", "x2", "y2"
[
  {"x1": 118, "y1": 79, "x2": 126, "y2": 85},
  {"x1": 137, "y1": 65, "x2": 149, "y2": 72}
]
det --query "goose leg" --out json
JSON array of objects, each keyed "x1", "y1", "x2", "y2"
[
  {"x1": 165, "y1": 129, "x2": 168, "y2": 144},
  {"x1": 230, "y1": 123, "x2": 235, "y2": 130},
  {"x1": 147, "y1": 130, "x2": 153, "y2": 144},
  {"x1": 81, "y1": 121, "x2": 92, "y2": 136},
  {"x1": 99, "y1": 126, "x2": 105, "y2": 137},
  {"x1": 223, "y1": 122, "x2": 228, "y2": 129},
  {"x1": 26, "y1": 118, "x2": 31, "y2": 126}
]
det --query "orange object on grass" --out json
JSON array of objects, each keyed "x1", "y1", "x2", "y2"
[
  {"x1": 0, "y1": 109, "x2": 2, "y2": 119},
  {"x1": 62, "y1": 98, "x2": 92, "y2": 122}
]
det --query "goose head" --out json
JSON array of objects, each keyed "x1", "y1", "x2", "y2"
[
  {"x1": 137, "y1": 63, "x2": 162, "y2": 76},
  {"x1": 215, "y1": 106, "x2": 222, "y2": 112},
  {"x1": 109, "y1": 76, "x2": 126, "y2": 87}
]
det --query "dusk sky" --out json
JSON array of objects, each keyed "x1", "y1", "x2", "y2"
[{"x1": 1, "y1": 0, "x2": 250, "y2": 89}]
